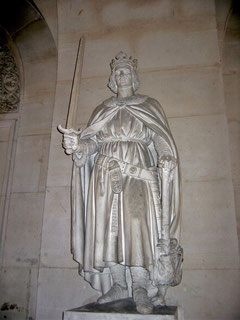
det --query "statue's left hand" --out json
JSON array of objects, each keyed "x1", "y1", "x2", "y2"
[{"x1": 158, "y1": 155, "x2": 177, "y2": 171}]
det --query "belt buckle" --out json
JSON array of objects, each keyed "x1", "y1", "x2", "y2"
[{"x1": 128, "y1": 165, "x2": 140, "y2": 177}]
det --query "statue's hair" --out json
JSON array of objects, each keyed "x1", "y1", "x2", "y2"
[{"x1": 108, "y1": 68, "x2": 140, "y2": 94}]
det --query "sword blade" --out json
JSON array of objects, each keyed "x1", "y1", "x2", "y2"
[{"x1": 66, "y1": 36, "x2": 85, "y2": 129}]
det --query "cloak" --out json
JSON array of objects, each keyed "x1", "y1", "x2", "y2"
[{"x1": 71, "y1": 94, "x2": 181, "y2": 293}]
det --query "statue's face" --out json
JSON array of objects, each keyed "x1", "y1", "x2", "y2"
[{"x1": 115, "y1": 66, "x2": 132, "y2": 89}]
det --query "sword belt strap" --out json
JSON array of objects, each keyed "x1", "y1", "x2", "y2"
[{"x1": 96, "y1": 154, "x2": 158, "y2": 182}]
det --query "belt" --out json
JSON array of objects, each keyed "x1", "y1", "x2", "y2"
[
  {"x1": 102, "y1": 138, "x2": 148, "y2": 145},
  {"x1": 96, "y1": 154, "x2": 158, "y2": 182}
]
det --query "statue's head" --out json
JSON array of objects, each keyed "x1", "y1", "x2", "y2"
[{"x1": 108, "y1": 51, "x2": 140, "y2": 94}]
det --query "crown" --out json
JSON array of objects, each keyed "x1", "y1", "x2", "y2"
[{"x1": 110, "y1": 51, "x2": 137, "y2": 71}]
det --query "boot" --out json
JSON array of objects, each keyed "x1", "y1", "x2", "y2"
[
  {"x1": 131, "y1": 267, "x2": 153, "y2": 314},
  {"x1": 98, "y1": 264, "x2": 128, "y2": 304}
]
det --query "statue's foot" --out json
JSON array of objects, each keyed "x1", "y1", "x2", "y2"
[
  {"x1": 133, "y1": 288, "x2": 153, "y2": 314},
  {"x1": 97, "y1": 284, "x2": 128, "y2": 304},
  {"x1": 152, "y1": 294, "x2": 166, "y2": 306}
]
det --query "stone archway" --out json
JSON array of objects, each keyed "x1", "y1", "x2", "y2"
[
  {"x1": 0, "y1": 1, "x2": 57, "y2": 319},
  {"x1": 221, "y1": 0, "x2": 240, "y2": 251}
]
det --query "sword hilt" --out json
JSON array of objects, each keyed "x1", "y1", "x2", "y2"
[{"x1": 57, "y1": 124, "x2": 83, "y2": 135}]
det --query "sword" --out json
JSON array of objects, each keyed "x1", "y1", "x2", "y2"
[{"x1": 58, "y1": 36, "x2": 85, "y2": 135}]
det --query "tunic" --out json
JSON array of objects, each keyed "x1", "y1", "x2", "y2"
[{"x1": 90, "y1": 107, "x2": 160, "y2": 270}]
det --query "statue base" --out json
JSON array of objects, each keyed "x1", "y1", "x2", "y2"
[{"x1": 63, "y1": 298, "x2": 183, "y2": 320}]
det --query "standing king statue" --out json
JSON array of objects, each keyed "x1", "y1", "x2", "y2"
[{"x1": 59, "y1": 52, "x2": 183, "y2": 314}]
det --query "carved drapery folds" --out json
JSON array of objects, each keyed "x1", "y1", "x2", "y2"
[{"x1": 0, "y1": 41, "x2": 20, "y2": 113}]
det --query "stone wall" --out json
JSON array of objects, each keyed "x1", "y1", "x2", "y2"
[{"x1": 0, "y1": 0, "x2": 239, "y2": 319}]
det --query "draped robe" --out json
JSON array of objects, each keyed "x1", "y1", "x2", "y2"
[{"x1": 71, "y1": 94, "x2": 180, "y2": 293}]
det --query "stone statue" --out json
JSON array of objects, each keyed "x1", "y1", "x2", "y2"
[{"x1": 59, "y1": 52, "x2": 183, "y2": 314}]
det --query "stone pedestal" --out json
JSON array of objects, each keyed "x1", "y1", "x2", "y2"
[{"x1": 63, "y1": 299, "x2": 183, "y2": 320}]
